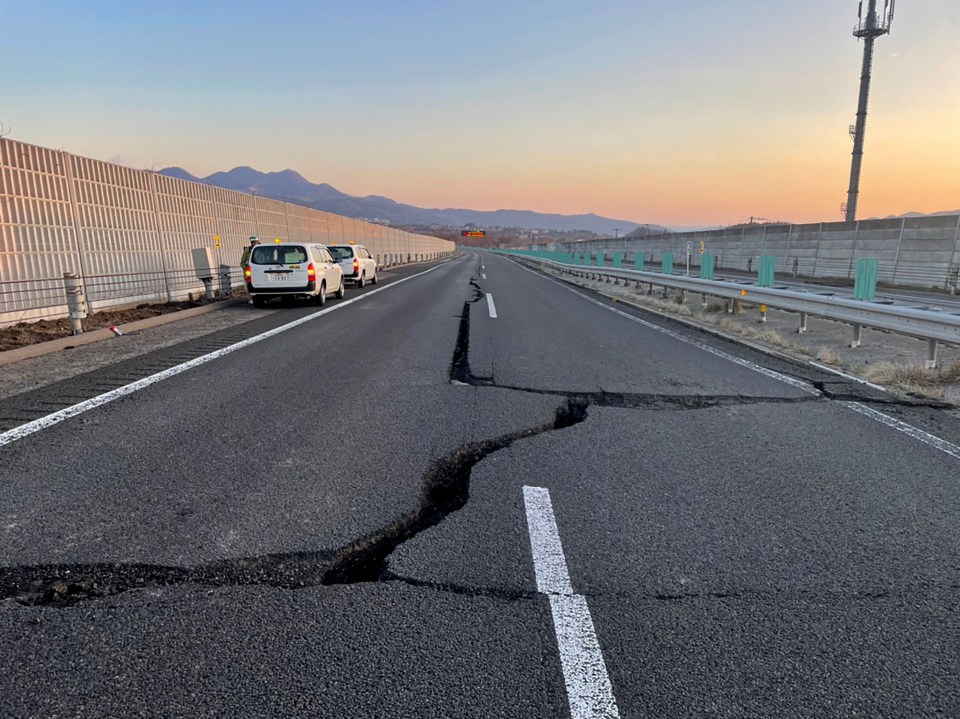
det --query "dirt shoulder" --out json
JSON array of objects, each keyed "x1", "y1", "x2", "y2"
[{"x1": 0, "y1": 299, "x2": 230, "y2": 352}]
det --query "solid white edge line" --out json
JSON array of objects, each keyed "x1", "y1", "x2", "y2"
[
  {"x1": 841, "y1": 402, "x2": 960, "y2": 460},
  {"x1": 523, "y1": 486, "x2": 620, "y2": 719},
  {"x1": 500, "y1": 255, "x2": 960, "y2": 463},
  {"x1": 486, "y1": 293, "x2": 498, "y2": 319},
  {"x1": 0, "y1": 263, "x2": 448, "y2": 449},
  {"x1": 506, "y1": 257, "x2": 815, "y2": 394},
  {"x1": 808, "y1": 361, "x2": 888, "y2": 393}
]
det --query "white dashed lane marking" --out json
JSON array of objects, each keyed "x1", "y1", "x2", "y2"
[
  {"x1": 486, "y1": 293, "x2": 498, "y2": 319},
  {"x1": 523, "y1": 486, "x2": 620, "y2": 719}
]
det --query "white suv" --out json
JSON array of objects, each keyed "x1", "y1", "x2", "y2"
[
  {"x1": 244, "y1": 243, "x2": 345, "y2": 307},
  {"x1": 327, "y1": 244, "x2": 377, "y2": 288}
]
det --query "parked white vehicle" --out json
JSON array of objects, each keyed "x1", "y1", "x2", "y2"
[
  {"x1": 244, "y1": 243, "x2": 345, "y2": 307},
  {"x1": 327, "y1": 243, "x2": 378, "y2": 288}
]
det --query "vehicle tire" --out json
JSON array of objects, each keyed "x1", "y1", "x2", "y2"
[
  {"x1": 252, "y1": 295, "x2": 266, "y2": 308},
  {"x1": 315, "y1": 282, "x2": 326, "y2": 306},
  {"x1": 335, "y1": 278, "x2": 346, "y2": 299},
  {"x1": 371, "y1": 271, "x2": 377, "y2": 285},
  {"x1": 357, "y1": 272, "x2": 365, "y2": 289}
]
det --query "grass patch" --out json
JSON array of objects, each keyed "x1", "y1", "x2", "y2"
[
  {"x1": 864, "y1": 362, "x2": 939, "y2": 388},
  {"x1": 941, "y1": 361, "x2": 960, "y2": 384},
  {"x1": 758, "y1": 330, "x2": 790, "y2": 348},
  {"x1": 815, "y1": 347, "x2": 844, "y2": 367}
]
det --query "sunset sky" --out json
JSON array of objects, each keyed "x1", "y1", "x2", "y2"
[{"x1": 2, "y1": 0, "x2": 958, "y2": 226}]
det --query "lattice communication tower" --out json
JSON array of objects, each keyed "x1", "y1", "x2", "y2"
[{"x1": 844, "y1": 0, "x2": 895, "y2": 222}]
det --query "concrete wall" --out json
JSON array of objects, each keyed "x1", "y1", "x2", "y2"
[
  {"x1": 0, "y1": 137, "x2": 455, "y2": 326},
  {"x1": 559, "y1": 215, "x2": 960, "y2": 289}
]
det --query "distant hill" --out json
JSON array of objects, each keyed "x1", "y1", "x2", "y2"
[
  {"x1": 877, "y1": 210, "x2": 960, "y2": 220},
  {"x1": 159, "y1": 166, "x2": 650, "y2": 235}
]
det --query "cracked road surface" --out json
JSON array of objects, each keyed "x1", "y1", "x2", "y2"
[{"x1": 2, "y1": 251, "x2": 960, "y2": 717}]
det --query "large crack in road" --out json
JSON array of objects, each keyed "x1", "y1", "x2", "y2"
[
  {"x1": 0, "y1": 397, "x2": 588, "y2": 607},
  {"x1": 323, "y1": 397, "x2": 589, "y2": 585},
  {"x1": 2, "y1": 273, "x2": 946, "y2": 609}
]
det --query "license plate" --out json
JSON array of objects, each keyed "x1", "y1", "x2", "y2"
[{"x1": 269, "y1": 273, "x2": 289, "y2": 282}]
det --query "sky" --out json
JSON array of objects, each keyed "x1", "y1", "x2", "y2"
[{"x1": 2, "y1": 0, "x2": 958, "y2": 226}]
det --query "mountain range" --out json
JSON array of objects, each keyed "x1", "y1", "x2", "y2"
[{"x1": 159, "y1": 166, "x2": 652, "y2": 235}]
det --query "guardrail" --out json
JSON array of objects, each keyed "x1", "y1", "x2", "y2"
[{"x1": 497, "y1": 251, "x2": 960, "y2": 369}]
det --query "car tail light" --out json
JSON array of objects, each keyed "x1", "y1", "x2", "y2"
[
  {"x1": 307, "y1": 263, "x2": 316, "y2": 281},
  {"x1": 353, "y1": 258, "x2": 359, "y2": 274},
  {"x1": 244, "y1": 267, "x2": 252, "y2": 284}
]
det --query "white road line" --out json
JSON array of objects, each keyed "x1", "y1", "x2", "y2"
[
  {"x1": 808, "y1": 361, "x2": 888, "y2": 392},
  {"x1": 841, "y1": 402, "x2": 960, "y2": 460},
  {"x1": 486, "y1": 293, "x2": 498, "y2": 319},
  {"x1": 523, "y1": 486, "x2": 620, "y2": 719},
  {"x1": 524, "y1": 486, "x2": 573, "y2": 595},
  {"x1": 0, "y1": 264, "x2": 446, "y2": 449},
  {"x1": 482, "y1": 273, "x2": 487, "y2": 279},
  {"x1": 507, "y1": 258, "x2": 814, "y2": 394},
  {"x1": 503, "y1": 257, "x2": 960, "y2": 463}
]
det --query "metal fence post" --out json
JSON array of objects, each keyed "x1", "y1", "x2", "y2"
[
  {"x1": 948, "y1": 214, "x2": 960, "y2": 293},
  {"x1": 61, "y1": 151, "x2": 93, "y2": 312},
  {"x1": 847, "y1": 221, "x2": 861, "y2": 279},
  {"x1": 63, "y1": 272, "x2": 87, "y2": 335},
  {"x1": 147, "y1": 172, "x2": 173, "y2": 302},
  {"x1": 813, "y1": 223, "x2": 823, "y2": 277},
  {"x1": 891, "y1": 217, "x2": 906, "y2": 285}
]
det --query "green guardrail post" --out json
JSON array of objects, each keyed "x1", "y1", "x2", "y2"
[
  {"x1": 854, "y1": 258, "x2": 879, "y2": 300},
  {"x1": 662, "y1": 253, "x2": 674, "y2": 275},
  {"x1": 612, "y1": 251, "x2": 622, "y2": 268},
  {"x1": 633, "y1": 253, "x2": 644, "y2": 271},
  {"x1": 701, "y1": 253, "x2": 715, "y2": 280},
  {"x1": 758, "y1": 255, "x2": 776, "y2": 287}
]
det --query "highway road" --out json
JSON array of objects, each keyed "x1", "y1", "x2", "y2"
[{"x1": 1, "y1": 251, "x2": 959, "y2": 717}]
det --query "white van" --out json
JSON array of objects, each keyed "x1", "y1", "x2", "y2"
[
  {"x1": 326, "y1": 244, "x2": 378, "y2": 287},
  {"x1": 244, "y1": 243, "x2": 345, "y2": 307}
]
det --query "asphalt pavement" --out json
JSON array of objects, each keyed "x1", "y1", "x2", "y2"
[{"x1": 1, "y1": 250, "x2": 958, "y2": 717}]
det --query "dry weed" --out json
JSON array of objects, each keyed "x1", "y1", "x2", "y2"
[
  {"x1": 758, "y1": 330, "x2": 789, "y2": 348},
  {"x1": 940, "y1": 361, "x2": 960, "y2": 384},
  {"x1": 815, "y1": 347, "x2": 844, "y2": 366},
  {"x1": 864, "y1": 362, "x2": 938, "y2": 387}
]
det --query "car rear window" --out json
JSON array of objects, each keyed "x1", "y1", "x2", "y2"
[
  {"x1": 326, "y1": 246, "x2": 353, "y2": 260},
  {"x1": 252, "y1": 245, "x2": 307, "y2": 265}
]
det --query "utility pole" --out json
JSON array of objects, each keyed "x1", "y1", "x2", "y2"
[{"x1": 845, "y1": 0, "x2": 895, "y2": 222}]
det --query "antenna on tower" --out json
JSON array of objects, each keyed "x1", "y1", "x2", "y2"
[{"x1": 844, "y1": 0, "x2": 895, "y2": 222}]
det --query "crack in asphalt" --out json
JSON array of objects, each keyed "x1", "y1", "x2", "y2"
[
  {"x1": 380, "y1": 571, "x2": 539, "y2": 602},
  {"x1": 0, "y1": 550, "x2": 337, "y2": 607},
  {"x1": 810, "y1": 380, "x2": 953, "y2": 409},
  {"x1": 477, "y1": 385, "x2": 822, "y2": 411},
  {"x1": 1, "y1": 398, "x2": 589, "y2": 607},
  {"x1": 323, "y1": 397, "x2": 589, "y2": 585},
  {"x1": 449, "y1": 277, "x2": 494, "y2": 385},
  {"x1": 4, "y1": 275, "x2": 952, "y2": 608}
]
